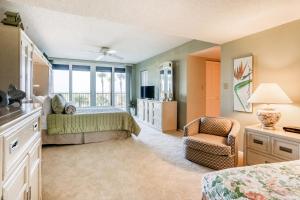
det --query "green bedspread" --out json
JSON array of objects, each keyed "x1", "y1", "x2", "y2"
[{"x1": 47, "y1": 108, "x2": 140, "y2": 135}]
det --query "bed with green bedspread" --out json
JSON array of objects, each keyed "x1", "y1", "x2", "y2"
[{"x1": 47, "y1": 107, "x2": 140, "y2": 135}]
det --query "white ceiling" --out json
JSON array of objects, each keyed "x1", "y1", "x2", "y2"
[
  {"x1": 2, "y1": 0, "x2": 300, "y2": 63},
  {"x1": 7, "y1": 0, "x2": 300, "y2": 44},
  {"x1": 0, "y1": 1, "x2": 191, "y2": 63}
]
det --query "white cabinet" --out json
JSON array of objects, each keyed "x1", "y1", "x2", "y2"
[
  {"x1": 0, "y1": 25, "x2": 51, "y2": 99},
  {"x1": 0, "y1": 104, "x2": 42, "y2": 200},
  {"x1": 244, "y1": 125, "x2": 300, "y2": 165},
  {"x1": 137, "y1": 99, "x2": 177, "y2": 132}
]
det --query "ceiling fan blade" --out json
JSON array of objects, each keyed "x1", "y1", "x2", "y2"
[
  {"x1": 95, "y1": 54, "x2": 105, "y2": 61},
  {"x1": 108, "y1": 53, "x2": 124, "y2": 60}
]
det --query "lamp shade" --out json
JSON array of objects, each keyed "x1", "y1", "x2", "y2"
[{"x1": 248, "y1": 83, "x2": 292, "y2": 104}]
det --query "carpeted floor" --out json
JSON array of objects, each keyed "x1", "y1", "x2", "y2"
[{"x1": 42, "y1": 122, "x2": 214, "y2": 200}]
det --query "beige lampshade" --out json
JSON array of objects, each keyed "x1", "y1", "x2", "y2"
[{"x1": 248, "y1": 83, "x2": 292, "y2": 104}]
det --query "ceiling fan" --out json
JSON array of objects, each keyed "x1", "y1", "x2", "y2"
[{"x1": 92, "y1": 47, "x2": 124, "y2": 61}]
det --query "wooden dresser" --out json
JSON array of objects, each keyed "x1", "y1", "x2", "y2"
[
  {"x1": 0, "y1": 104, "x2": 42, "y2": 200},
  {"x1": 244, "y1": 125, "x2": 300, "y2": 165}
]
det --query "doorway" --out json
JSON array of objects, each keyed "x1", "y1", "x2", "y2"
[{"x1": 186, "y1": 46, "x2": 221, "y2": 123}]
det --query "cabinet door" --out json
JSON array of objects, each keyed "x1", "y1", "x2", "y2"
[
  {"x1": 20, "y1": 34, "x2": 33, "y2": 99},
  {"x1": 137, "y1": 100, "x2": 144, "y2": 120},
  {"x1": 153, "y1": 102, "x2": 162, "y2": 129},
  {"x1": 148, "y1": 102, "x2": 154, "y2": 125},
  {"x1": 2, "y1": 156, "x2": 29, "y2": 200},
  {"x1": 28, "y1": 139, "x2": 42, "y2": 200}
]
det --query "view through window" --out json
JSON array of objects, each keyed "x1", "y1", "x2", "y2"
[
  {"x1": 72, "y1": 65, "x2": 91, "y2": 107},
  {"x1": 52, "y1": 64, "x2": 70, "y2": 101},
  {"x1": 96, "y1": 67, "x2": 112, "y2": 106},
  {"x1": 52, "y1": 64, "x2": 126, "y2": 108}
]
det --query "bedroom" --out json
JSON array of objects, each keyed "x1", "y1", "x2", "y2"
[{"x1": 0, "y1": 0, "x2": 300, "y2": 200}]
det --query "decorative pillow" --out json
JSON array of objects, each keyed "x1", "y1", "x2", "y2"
[
  {"x1": 51, "y1": 94, "x2": 66, "y2": 114},
  {"x1": 64, "y1": 102, "x2": 76, "y2": 114},
  {"x1": 200, "y1": 117, "x2": 232, "y2": 137}
]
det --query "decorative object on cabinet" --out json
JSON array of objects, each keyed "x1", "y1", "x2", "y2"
[
  {"x1": 159, "y1": 61, "x2": 173, "y2": 101},
  {"x1": 0, "y1": 91, "x2": 8, "y2": 107},
  {"x1": 1, "y1": 11, "x2": 24, "y2": 29},
  {"x1": 248, "y1": 83, "x2": 292, "y2": 129},
  {"x1": 233, "y1": 55, "x2": 253, "y2": 113},
  {"x1": 7, "y1": 84, "x2": 26, "y2": 105},
  {"x1": 0, "y1": 104, "x2": 42, "y2": 200},
  {"x1": 137, "y1": 99, "x2": 177, "y2": 132},
  {"x1": 244, "y1": 125, "x2": 300, "y2": 165}
]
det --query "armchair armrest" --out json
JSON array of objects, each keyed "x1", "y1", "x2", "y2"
[
  {"x1": 183, "y1": 118, "x2": 201, "y2": 137},
  {"x1": 227, "y1": 119, "x2": 240, "y2": 155}
]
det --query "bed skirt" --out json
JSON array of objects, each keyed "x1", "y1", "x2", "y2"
[{"x1": 42, "y1": 129, "x2": 131, "y2": 145}]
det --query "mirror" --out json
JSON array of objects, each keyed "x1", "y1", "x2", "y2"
[{"x1": 159, "y1": 61, "x2": 173, "y2": 101}]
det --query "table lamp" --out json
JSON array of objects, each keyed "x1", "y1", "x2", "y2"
[{"x1": 248, "y1": 83, "x2": 292, "y2": 129}]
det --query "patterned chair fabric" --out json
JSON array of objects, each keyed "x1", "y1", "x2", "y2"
[
  {"x1": 183, "y1": 117, "x2": 240, "y2": 170},
  {"x1": 199, "y1": 117, "x2": 232, "y2": 137},
  {"x1": 184, "y1": 134, "x2": 231, "y2": 156}
]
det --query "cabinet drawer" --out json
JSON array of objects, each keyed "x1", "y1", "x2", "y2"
[
  {"x1": 29, "y1": 139, "x2": 41, "y2": 172},
  {"x1": 247, "y1": 132, "x2": 270, "y2": 153},
  {"x1": 2, "y1": 156, "x2": 29, "y2": 200},
  {"x1": 3, "y1": 119, "x2": 39, "y2": 177},
  {"x1": 246, "y1": 150, "x2": 283, "y2": 165},
  {"x1": 272, "y1": 138, "x2": 299, "y2": 160}
]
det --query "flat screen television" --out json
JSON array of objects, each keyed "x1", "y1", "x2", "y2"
[{"x1": 140, "y1": 86, "x2": 155, "y2": 99}]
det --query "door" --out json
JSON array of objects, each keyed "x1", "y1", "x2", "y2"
[{"x1": 205, "y1": 61, "x2": 220, "y2": 117}]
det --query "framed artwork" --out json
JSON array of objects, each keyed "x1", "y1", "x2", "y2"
[{"x1": 233, "y1": 55, "x2": 253, "y2": 112}]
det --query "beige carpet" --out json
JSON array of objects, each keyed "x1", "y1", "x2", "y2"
[{"x1": 42, "y1": 122, "x2": 214, "y2": 200}]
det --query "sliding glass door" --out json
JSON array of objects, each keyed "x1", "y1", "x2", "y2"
[
  {"x1": 52, "y1": 64, "x2": 70, "y2": 101},
  {"x1": 114, "y1": 68, "x2": 126, "y2": 108},
  {"x1": 96, "y1": 67, "x2": 112, "y2": 106},
  {"x1": 72, "y1": 65, "x2": 91, "y2": 107}
]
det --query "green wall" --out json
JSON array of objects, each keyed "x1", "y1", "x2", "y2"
[
  {"x1": 135, "y1": 40, "x2": 216, "y2": 129},
  {"x1": 221, "y1": 19, "x2": 300, "y2": 150}
]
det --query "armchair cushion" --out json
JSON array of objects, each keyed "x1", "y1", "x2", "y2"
[
  {"x1": 199, "y1": 117, "x2": 232, "y2": 137},
  {"x1": 184, "y1": 134, "x2": 232, "y2": 156}
]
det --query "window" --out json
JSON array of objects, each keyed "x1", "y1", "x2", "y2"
[
  {"x1": 96, "y1": 67, "x2": 112, "y2": 106},
  {"x1": 52, "y1": 64, "x2": 70, "y2": 101},
  {"x1": 114, "y1": 68, "x2": 126, "y2": 108},
  {"x1": 51, "y1": 64, "x2": 127, "y2": 108},
  {"x1": 72, "y1": 65, "x2": 91, "y2": 107}
]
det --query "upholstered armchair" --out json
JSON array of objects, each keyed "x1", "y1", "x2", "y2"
[{"x1": 183, "y1": 117, "x2": 240, "y2": 170}]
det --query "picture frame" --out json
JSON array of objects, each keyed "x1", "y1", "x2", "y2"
[{"x1": 233, "y1": 55, "x2": 253, "y2": 113}]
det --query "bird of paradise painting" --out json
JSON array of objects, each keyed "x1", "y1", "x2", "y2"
[{"x1": 233, "y1": 56, "x2": 253, "y2": 112}]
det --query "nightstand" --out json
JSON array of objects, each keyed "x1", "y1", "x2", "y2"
[{"x1": 244, "y1": 125, "x2": 300, "y2": 165}]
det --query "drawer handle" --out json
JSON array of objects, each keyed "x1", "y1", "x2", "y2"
[
  {"x1": 9, "y1": 139, "x2": 19, "y2": 154},
  {"x1": 253, "y1": 139, "x2": 263, "y2": 145},
  {"x1": 279, "y1": 146, "x2": 292, "y2": 153},
  {"x1": 33, "y1": 122, "x2": 38, "y2": 131}
]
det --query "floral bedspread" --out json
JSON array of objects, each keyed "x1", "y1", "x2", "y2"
[{"x1": 202, "y1": 160, "x2": 300, "y2": 200}]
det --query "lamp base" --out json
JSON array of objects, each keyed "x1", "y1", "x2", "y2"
[{"x1": 256, "y1": 109, "x2": 281, "y2": 129}]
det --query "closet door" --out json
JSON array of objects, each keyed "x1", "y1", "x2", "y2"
[{"x1": 205, "y1": 61, "x2": 220, "y2": 117}]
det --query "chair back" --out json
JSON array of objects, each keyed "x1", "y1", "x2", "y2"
[{"x1": 199, "y1": 117, "x2": 233, "y2": 137}]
